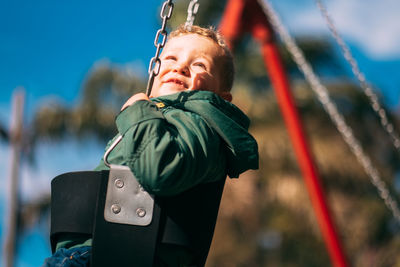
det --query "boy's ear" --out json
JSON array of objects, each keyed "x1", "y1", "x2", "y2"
[{"x1": 219, "y1": 91, "x2": 232, "y2": 102}]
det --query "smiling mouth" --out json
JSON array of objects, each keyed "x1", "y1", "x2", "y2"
[{"x1": 164, "y1": 78, "x2": 188, "y2": 88}]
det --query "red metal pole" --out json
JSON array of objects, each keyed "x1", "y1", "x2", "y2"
[
  {"x1": 260, "y1": 42, "x2": 348, "y2": 267},
  {"x1": 219, "y1": 1, "x2": 348, "y2": 266}
]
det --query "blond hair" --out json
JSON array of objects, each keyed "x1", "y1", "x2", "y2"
[{"x1": 169, "y1": 25, "x2": 235, "y2": 92}]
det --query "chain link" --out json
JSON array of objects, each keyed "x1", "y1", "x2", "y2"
[
  {"x1": 259, "y1": 0, "x2": 400, "y2": 223},
  {"x1": 185, "y1": 0, "x2": 200, "y2": 30},
  {"x1": 146, "y1": 0, "x2": 174, "y2": 96},
  {"x1": 315, "y1": 0, "x2": 400, "y2": 153}
]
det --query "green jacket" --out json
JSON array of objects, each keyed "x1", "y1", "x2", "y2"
[
  {"x1": 57, "y1": 90, "x2": 258, "y2": 266},
  {"x1": 95, "y1": 90, "x2": 258, "y2": 195}
]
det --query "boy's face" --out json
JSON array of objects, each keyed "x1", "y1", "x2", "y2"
[{"x1": 150, "y1": 34, "x2": 231, "y2": 102}]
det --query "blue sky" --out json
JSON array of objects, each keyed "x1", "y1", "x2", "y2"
[
  {"x1": 0, "y1": 0, "x2": 159, "y2": 110},
  {"x1": 1, "y1": 0, "x2": 400, "y2": 266}
]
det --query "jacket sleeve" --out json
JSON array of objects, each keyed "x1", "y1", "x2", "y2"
[{"x1": 96, "y1": 100, "x2": 227, "y2": 196}]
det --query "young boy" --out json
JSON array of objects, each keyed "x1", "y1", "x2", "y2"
[{"x1": 43, "y1": 25, "x2": 258, "y2": 267}]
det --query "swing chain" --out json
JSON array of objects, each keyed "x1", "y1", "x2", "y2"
[
  {"x1": 185, "y1": 0, "x2": 200, "y2": 30},
  {"x1": 146, "y1": 0, "x2": 174, "y2": 96},
  {"x1": 260, "y1": 0, "x2": 400, "y2": 223},
  {"x1": 315, "y1": 0, "x2": 400, "y2": 152}
]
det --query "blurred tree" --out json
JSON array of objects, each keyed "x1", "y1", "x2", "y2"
[
  {"x1": 21, "y1": 0, "x2": 400, "y2": 266},
  {"x1": 209, "y1": 81, "x2": 400, "y2": 267},
  {"x1": 32, "y1": 61, "x2": 145, "y2": 143}
]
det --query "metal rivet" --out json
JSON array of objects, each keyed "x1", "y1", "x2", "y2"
[
  {"x1": 111, "y1": 204, "x2": 121, "y2": 214},
  {"x1": 115, "y1": 179, "x2": 124, "y2": 188},
  {"x1": 136, "y1": 208, "x2": 146, "y2": 217}
]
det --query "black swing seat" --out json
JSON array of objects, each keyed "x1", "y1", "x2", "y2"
[{"x1": 50, "y1": 170, "x2": 225, "y2": 267}]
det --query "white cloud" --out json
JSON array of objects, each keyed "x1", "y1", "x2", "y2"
[
  {"x1": 329, "y1": 0, "x2": 400, "y2": 59},
  {"x1": 20, "y1": 165, "x2": 52, "y2": 202},
  {"x1": 0, "y1": 144, "x2": 51, "y2": 205},
  {"x1": 276, "y1": 0, "x2": 400, "y2": 59},
  {"x1": 18, "y1": 138, "x2": 105, "y2": 203}
]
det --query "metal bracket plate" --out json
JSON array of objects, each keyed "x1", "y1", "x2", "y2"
[{"x1": 104, "y1": 164, "x2": 154, "y2": 226}]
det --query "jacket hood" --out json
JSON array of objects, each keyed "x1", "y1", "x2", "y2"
[{"x1": 152, "y1": 91, "x2": 259, "y2": 178}]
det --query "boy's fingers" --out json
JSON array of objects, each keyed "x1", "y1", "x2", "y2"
[{"x1": 121, "y1": 93, "x2": 150, "y2": 111}]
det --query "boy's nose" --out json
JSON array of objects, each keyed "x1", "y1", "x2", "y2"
[{"x1": 173, "y1": 63, "x2": 190, "y2": 76}]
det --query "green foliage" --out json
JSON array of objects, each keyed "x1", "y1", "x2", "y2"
[{"x1": 32, "y1": 62, "x2": 145, "y2": 143}]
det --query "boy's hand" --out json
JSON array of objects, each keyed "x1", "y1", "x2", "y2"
[{"x1": 121, "y1": 93, "x2": 150, "y2": 111}]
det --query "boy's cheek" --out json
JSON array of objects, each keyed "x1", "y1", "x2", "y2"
[{"x1": 191, "y1": 73, "x2": 213, "y2": 92}]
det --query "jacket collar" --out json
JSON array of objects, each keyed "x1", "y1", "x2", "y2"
[{"x1": 152, "y1": 91, "x2": 258, "y2": 177}]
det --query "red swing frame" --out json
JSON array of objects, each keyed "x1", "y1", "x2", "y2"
[{"x1": 218, "y1": 1, "x2": 349, "y2": 266}]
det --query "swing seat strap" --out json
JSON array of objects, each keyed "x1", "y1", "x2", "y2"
[{"x1": 50, "y1": 171, "x2": 161, "y2": 267}]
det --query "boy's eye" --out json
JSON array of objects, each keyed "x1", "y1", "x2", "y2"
[
  {"x1": 165, "y1": 55, "x2": 177, "y2": 61},
  {"x1": 193, "y1": 62, "x2": 207, "y2": 70}
]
